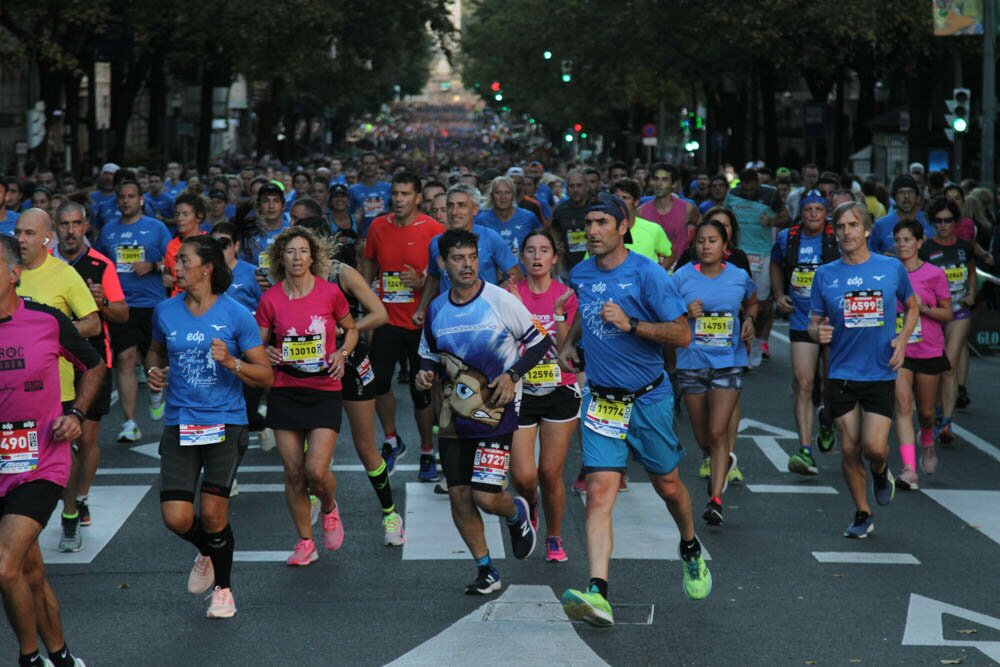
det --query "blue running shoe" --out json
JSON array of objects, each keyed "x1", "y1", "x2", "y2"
[
  {"x1": 392, "y1": 435, "x2": 407, "y2": 462},
  {"x1": 871, "y1": 464, "x2": 895, "y2": 506},
  {"x1": 465, "y1": 566, "x2": 501, "y2": 595},
  {"x1": 381, "y1": 442, "x2": 397, "y2": 476},
  {"x1": 843, "y1": 511, "x2": 874, "y2": 538},
  {"x1": 418, "y1": 453, "x2": 439, "y2": 482}
]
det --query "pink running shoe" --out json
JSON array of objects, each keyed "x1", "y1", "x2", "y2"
[
  {"x1": 322, "y1": 505, "x2": 345, "y2": 551},
  {"x1": 206, "y1": 586, "x2": 236, "y2": 619},
  {"x1": 545, "y1": 536, "x2": 568, "y2": 562},
  {"x1": 187, "y1": 553, "x2": 215, "y2": 594},
  {"x1": 287, "y1": 538, "x2": 318, "y2": 566}
]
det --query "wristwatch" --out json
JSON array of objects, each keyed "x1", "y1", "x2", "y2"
[
  {"x1": 505, "y1": 369, "x2": 521, "y2": 383},
  {"x1": 65, "y1": 407, "x2": 86, "y2": 424},
  {"x1": 628, "y1": 317, "x2": 639, "y2": 334}
]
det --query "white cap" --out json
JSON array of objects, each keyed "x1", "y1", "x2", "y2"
[
  {"x1": 908, "y1": 162, "x2": 925, "y2": 174},
  {"x1": 101, "y1": 162, "x2": 121, "y2": 174},
  {"x1": 506, "y1": 167, "x2": 525, "y2": 177}
]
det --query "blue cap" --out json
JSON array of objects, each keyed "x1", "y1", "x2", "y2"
[
  {"x1": 587, "y1": 192, "x2": 633, "y2": 244},
  {"x1": 799, "y1": 189, "x2": 830, "y2": 210}
]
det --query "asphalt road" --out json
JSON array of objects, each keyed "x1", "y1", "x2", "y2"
[{"x1": 3, "y1": 321, "x2": 999, "y2": 666}]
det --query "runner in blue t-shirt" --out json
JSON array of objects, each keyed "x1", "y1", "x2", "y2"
[
  {"x1": 146, "y1": 235, "x2": 272, "y2": 620},
  {"x1": 557, "y1": 193, "x2": 711, "y2": 628},
  {"x1": 808, "y1": 202, "x2": 919, "y2": 539},
  {"x1": 673, "y1": 219, "x2": 757, "y2": 525},
  {"x1": 210, "y1": 223, "x2": 264, "y2": 313},
  {"x1": 869, "y1": 174, "x2": 933, "y2": 255},
  {"x1": 474, "y1": 176, "x2": 541, "y2": 257},
  {"x1": 349, "y1": 151, "x2": 391, "y2": 239}
]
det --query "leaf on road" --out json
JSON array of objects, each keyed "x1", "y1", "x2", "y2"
[
  {"x1": 849, "y1": 659, "x2": 861, "y2": 663},
  {"x1": 118, "y1": 583, "x2": 129, "y2": 589},
  {"x1": 956, "y1": 629, "x2": 977, "y2": 635},
  {"x1": 940, "y1": 658, "x2": 964, "y2": 664},
  {"x1": 804, "y1": 661, "x2": 816, "y2": 665}
]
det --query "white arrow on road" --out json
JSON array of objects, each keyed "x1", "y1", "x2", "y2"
[
  {"x1": 738, "y1": 418, "x2": 798, "y2": 473},
  {"x1": 902, "y1": 593, "x2": 1000, "y2": 661},
  {"x1": 386, "y1": 585, "x2": 609, "y2": 666}
]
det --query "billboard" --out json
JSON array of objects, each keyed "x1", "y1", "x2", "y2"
[{"x1": 934, "y1": 0, "x2": 986, "y2": 35}]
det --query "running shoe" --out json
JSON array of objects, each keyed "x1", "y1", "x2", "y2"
[
  {"x1": 727, "y1": 459, "x2": 744, "y2": 484},
  {"x1": 507, "y1": 496, "x2": 537, "y2": 559},
  {"x1": 322, "y1": 505, "x2": 345, "y2": 550},
  {"x1": 136, "y1": 364, "x2": 147, "y2": 385},
  {"x1": 545, "y1": 536, "x2": 568, "y2": 562},
  {"x1": 418, "y1": 453, "x2": 439, "y2": 482},
  {"x1": 187, "y1": 553, "x2": 215, "y2": 594},
  {"x1": 529, "y1": 500, "x2": 539, "y2": 533},
  {"x1": 681, "y1": 549, "x2": 712, "y2": 600},
  {"x1": 392, "y1": 435, "x2": 407, "y2": 462},
  {"x1": 434, "y1": 481, "x2": 449, "y2": 495},
  {"x1": 383, "y1": 511, "x2": 405, "y2": 546},
  {"x1": 816, "y1": 405, "x2": 836, "y2": 453},
  {"x1": 955, "y1": 385, "x2": 970, "y2": 409},
  {"x1": 78, "y1": 500, "x2": 91, "y2": 527},
  {"x1": 703, "y1": 499, "x2": 723, "y2": 526},
  {"x1": 706, "y1": 454, "x2": 736, "y2": 496},
  {"x1": 381, "y1": 442, "x2": 397, "y2": 476},
  {"x1": 920, "y1": 445, "x2": 938, "y2": 475},
  {"x1": 787, "y1": 448, "x2": 818, "y2": 475},
  {"x1": 205, "y1": 586, "x2": 236, "y2": 619},
  {"x1": 58, "y1": 515, "x2": 82, "y2": 553},
  {"x1": 116, "y1": 420, "x2": 141, "y2": 443},
  {"x1": 938, "y1": 422, "x2": 955, "y2": 445},
  {"x1": 572, "y1": 470, "x2": 587, "y2": 495},
  {"x1": 843, "y1": 511, "x2": 874, "y2": 539},
  {"x1": 748, "y1": 340, "x2": 763, "y2": 369},
  {"x1": 871, "y1": 464, "x2": 895, "y2": 506},
  {"x1": 258, "y1": 428, "x2": 276, "y2": 452},
  {"x1": 618, "y1": 473, "x2": 629, "y2": 492},
  {"x1": 309, "y1": 495, "x2": 320, "y2": 526},
  {"x1": 148, "y1": 390, "x2": 164, "y2": 421},
  {"x1": 698, "y1": 456, "x2": 711, "y2": 479},
  {"x1": 561, "y1": 588, "x2": 614, "y2": 627},
  {"x1": 286, "y1": 538, "x2": 318, "y2": 566},
  {"x1": 465, "y1": 565, "x2": 502, "y2": 595},
  {"x1": 760, "y1": 341, "x2": 771, "y2": 359},
  {"x1": 895, "y1": 466, "x2": 919, "y2": 491}
]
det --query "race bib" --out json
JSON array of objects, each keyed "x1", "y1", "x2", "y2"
[
  {"x1": 356, "y1": 354, "x2": 375, "y2": 387},
  {"x1": 584, "y1": 395, "x2": 633, "y2": 439},
  {"x1": 524, "y1": 363, "x2": 561, "y2": 388},
  {"x1": 694, "y1": 312, "x2": 734, "y2": 348},
  {"x1": 471, "y1": 440, "x2": 510, "y2": 488},
  {"x1": 115, "y1": 244, "x2": 145, "y2": 272},
  {"x1": 381, "y1": 272, "x2": 414, "y2": 303},
  {"x1": 843, "y1": 290, "x2": 884, "y2": 328},
  {"x1": 747, "y1": 253, "x2": 764, "y2": 273},
  {"x1": 179, "y1": 423, "x2": 226, "y2": 447},
  {"x1": 567, "y1": 229, "x2": 587, "y2": 254},
  {"x1": 0, "y1": 420, "x2": 39, "y2": 474},
  {"x1": 944, "y1": 265, "x2": 968, "y2": 308},
  {"x1": 363, "y1": 196, "x2": 384, "y2": 218},
  {"x1": 896, "y1": 314, "x2": 923, "y2": 344},
  {"x1": 257, "y1": 250, "x2": 270, "y2": 269},
  {"x1": 282, "y1": 334, "x2": 325, "y2": 365},
  {"x1": 791, "y1": 267, "x2": 815, "y2": 296}
]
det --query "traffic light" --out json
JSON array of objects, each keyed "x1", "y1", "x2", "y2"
[
  {"x1": 561, "y1": 59, "x2": 573, "y2": 83},
  {"x1": 573, "y1": 123, "x2": 583, "y2": 132},
  {"x1": 564, "y1": 133, "x2": 574, "y2": 143},
  {"x1": 543, "y1": 50, "x2": 553, "y2": 60},
  {"x1": 490, "y1": 81, "x2": 501, "y2": 92},
  {"x1": 946, "y1": 88, "x2": 971, "y2": 134},
  {"x1": 494, "y1": 93, "x2": 503, "y2": 102}
]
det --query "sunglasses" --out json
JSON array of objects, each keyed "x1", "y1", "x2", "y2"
[{"x1": 933, "y1": 217, "x2": 955, "y2": 224}]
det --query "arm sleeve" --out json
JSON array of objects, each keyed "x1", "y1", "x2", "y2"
[
  {"x1": 100, "y1": 260, "x2": 126, "y2": 302},
  {"x1": 744, "y1": 272, "x2": 756, "y2": 300},
  {"x1": 648, "y1": 267, "x2": 687, "y2": 322},
  {"x1": 54, "y1": 308, "x2": 101, "y2": 371},
  {"x1": 331, "y1": 285, "x2": 350, "y2": 321},
  {"x1": 235, "y1": 305, "x2": 264, "y2": 353},
  {"x1": 418, "y1": 310, "x2": 441, "y2": 370},
  {"x1": 497, "y1": 292, "x2": 553, "y2": 377},
  {"x1": 932, "y1": 267, "x2": 951, "y2": 304},
  {"x1": 254, "y1": 290, "x2": 274, "y2": 328},
  {"x1": 809, "y1": 269, "x2": 827, "y2": 317}
]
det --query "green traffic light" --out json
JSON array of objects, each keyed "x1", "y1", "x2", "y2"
[
  {"x1": 543, "y1": 51, "x2": 553, "y2": 60},
  {"x1": 494, "y1": 93, "x2": 503, "y2": 101},
  {"x1": 561, "y1": 74, "x2": 571, "y2": 83},
  {"x1": 564, "y1": 133, "x2": 574, "y2": 142},
  {"x1": 953, "y1": 117, "x2": 969, "y2": 132},
  {"x1": 580, "y1": 132, "x2": 588, "y2": 139}
]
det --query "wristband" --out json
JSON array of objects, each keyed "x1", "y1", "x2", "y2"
[
  {"x1": 234, "y1": 359, "x2": 242, "y2": 374},
  {"x1": 553, "y1": 313, "x2": 566, "y2": 322}
]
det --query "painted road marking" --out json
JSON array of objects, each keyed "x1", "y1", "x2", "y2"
[
  {"x1": 950, "y1": 423, "x2": 1000, "y2": 465},
  {"x1": 403, "y1": 482, "x2": 507, "y2": 560},
  {"x1": 233, "y1": 551, "x2": 290, "y2": 563},
  {"x1": 902, "y1": 594, "x2": 1000, "y2": 662},
  {"x1": 100, "y1": 464, "x2": 420, "y2": 476},
  {"x1": 748, "y1": 484, "x2": 838, "y2": 494},
  {"x1": 738, "y1": 418, "x2": 799, "y2": 473},
  {"x1": 386, "y1": 585, "x2": 609, "y2": 666},
  {"x1": 922, "y1": 489, "x2": 1000, "y2": 548},
  {"x1": 42, "y1": 485, "x2": 150, "y2": 564},
  {"x1": 579, "y1": 483, "x2": 711, "y2": 560},
  {"x1": 812, "y1": 552, "x2": 920, "y2": 565}
]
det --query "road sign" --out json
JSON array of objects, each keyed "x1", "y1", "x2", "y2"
[
  {"x1": 642, "y1": 137, "x2": 658, "y2": 147},
  {"x1": 641, "y1": 123, "x2": 657, "y2": 138}
]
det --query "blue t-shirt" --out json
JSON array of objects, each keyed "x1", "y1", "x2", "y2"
[
  {"x1": 672, "y1": 262, "x2": 755, "y2": 369},
  {"x1": 0, "y1": 209, "x2": 19, "y2": 237},
  {"x1": 145, "y1": 192, "x2": 175, "y2": 221},
  {"x1": 348, "y1": 181, "x2": 392, "y2": 238},
  {"x1": 570, "y1": 251, "x2": 686, "y2": 404},
  {"x1": 870, "y1": 210, "x2": 933, "y2": 255},
  {"x1": 427, "y1": 224, "x2": 518, "y2": 292},
  {"x1": 94, "y1": 199, "x2": 122, "y2": 229},
  {"x1": 164, "y1": 180, "x2": 186, "y2": 198},
  {"x1": 419, "y1": 282, "x2": 546, "y2": 439},
  {"x1": 474, "y1": 207, "x2": 541, "y2": 257},
  {"x1": 809, "y1": 253, "x2": 914, "y2": 381},
  {"x1": 99, "y1": 216, "x2": 172, "y2": 308},
  {"x1": 89, "y1": 190, "x2": 116, "y2": 214},
  {"x1": 226, "y1": 260, "x2": 264, "y2": 312},
  {"x1": 536, "y1": 182, "x2": 555, "y2": 209},
  {"x1": 771, "y1": 228, "x2": 826, "y2": 331},
  {"x1": 246, "y1": 222, "x2": 290, "y2": 267},
  {"x1": 152, "y1": 294, "x2": 262, "y2": 426}
]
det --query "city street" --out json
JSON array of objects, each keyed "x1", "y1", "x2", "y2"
[{"x1": 6, "y1": 321, "x2": 1000, "y2": 666}]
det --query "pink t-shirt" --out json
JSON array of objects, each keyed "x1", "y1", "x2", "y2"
[
  {"x1": 516, "y1": 279, "x2": 578, "y2": 394},
  {"x1": 256, "y1": 278, "x2": 350, "y2": 391},
  {"x1": 901, "y1": 262, "x2": 950, "y2": 359},
  {"x1": 638, "y1": 196, "x2": 692, "y2": 259},
  {"x1": 956, "y1": 217, "x2": 976, "y2": 242}
]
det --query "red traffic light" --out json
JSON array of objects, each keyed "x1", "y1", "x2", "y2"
[
  {"x1": 573, "y1": 123, "x2": 583, "y2": 132},
  {"x1": 490, "y1": 81, "x2": 501, "y2": 92}
]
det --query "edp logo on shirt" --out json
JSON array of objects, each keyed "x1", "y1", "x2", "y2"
[{"x1": 186, "y1": 331, "x2": 206, "y2": 343}]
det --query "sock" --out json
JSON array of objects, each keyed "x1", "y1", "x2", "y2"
[
  {"x1": 19, "y1": 651, "x2": 43, "y2": 667},
  {"x1": 801, "y1": 445, "x2": 814, "y2": 455},
  {"x1": 48, "y1": 645, "x2": 74, "y2": 667},
  {"x1": 940, "y1": 416, "x2": 952, "y2": 427},
  {"x1": 76, "y1": 495, "x2": 87, "y2": 504},
  {"x1": 204, "y1": 524, "x2": 235, "y2": 590},
  {"x1": 919, "y1": 427, "x2": 934, "y2": 448},
  {"x1": 709, "y1": 496, "x2": 722, "y2": 506},
  {"x1": 588, "y1": 577, "x2": 608, "y2": 599},
  {"x1": 899, "y1": 443, "x2": 917, "y2": 469},
  {"x1": 680, "y1": 536, "x2": 701, "y2": 559},
  {"x1": 421, "y1": 443, "x2": 434, "y2": 453},
  {"x1": 384, "y1": 432, "x2": 397, "y2": 446},
  {"x1": 176, "y1": 516, "x2": 209, "y2": 554},
  {"x1": 475, "y1": 552, "x2": 492, "y2": 568},
  {"x1": 366, "y1": 460, "x2": 396, "y2": 513}
]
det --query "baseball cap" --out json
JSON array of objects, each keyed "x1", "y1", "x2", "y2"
[
  {"x1": 330, "y1": 183, "x2": 349, "y2": 197},
  {"x1": 257, "y1": 182, "x2": 284, "y2": 200},
  {"x1": 799, "y1": 189, "x2": 830, "y2": 210},
  {"x1": 908, "y1": 162, "x2": 925, "y2": 175},
  {"x1": 587, "y1": 192, "x2": 633, "y2": 244},
  {"x1": 208, "y1": 189, "x2": 228, "y2": 201},
  {"x1": 775, "y1": 166, "x2": 791, "y2": 178},
  {"x1": 892, "y1": 174, "x2": 919, "y2": 195},
  {"x1": 101, "y1": 163, "x2": 121, "y2": 174},
  {"x1": 506, "y1": 167, "x2": 525, "y2": 177}
]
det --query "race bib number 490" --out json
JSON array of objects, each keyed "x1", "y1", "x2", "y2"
[
  {"x1": 0, "y1": 420, "x2": 39, "y2": 474},
  {"x1": 843, "y1": 290, "x2": 884, "y2": 328}
]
